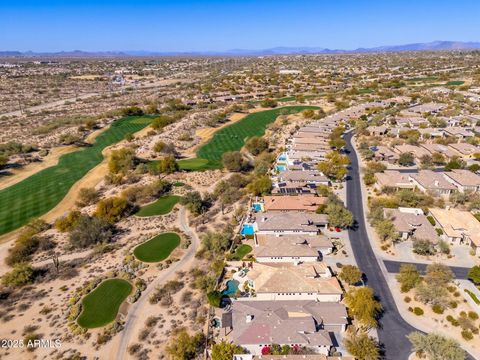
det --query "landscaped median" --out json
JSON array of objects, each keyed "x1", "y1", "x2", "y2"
[
  {"x1": 77, "y1": 278, "x2": 132, "y2": 328},
  {"x1": 133, "y1": 232, "x2": 181, "y2": 262}
]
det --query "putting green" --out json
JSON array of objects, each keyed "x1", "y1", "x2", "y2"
[
  {"x1": 186, "y1": 106, "x2": 318, "y2": 169},
  {"x1": 0, "y1": 116, "x2": 153, "y2": 236},
  {"x1": 135, "y1": 195, "x2": 181, "y2": 217},
  {"x1": 77, "y1": 278, "x2": 132, "y2": 328},
  {"x1": 133, "y1": 232, "x2": 181, "y2": 262},
  {"x1": 231, "y1": 244, "x2": 252, "y2": 260}
]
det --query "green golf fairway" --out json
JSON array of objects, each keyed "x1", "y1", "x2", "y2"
[
  {"x1": 190, "y1": 106, "x2": 318, "y2": 169},
  {"x1": 133, "y1": 232, "x2": 181, "y2": 262},
  {"x1": 77, "y1": 278, "x2": 132, "y2": 328},
  {"x1": 0, "y1": 116, "x2": 153, "y2": 235},
  {"x1": 135, "y1": 195, "x2": 181, "y2": 217}
]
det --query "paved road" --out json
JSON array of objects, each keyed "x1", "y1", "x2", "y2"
[
  {"x1": 345, "y1": 132, "x2": 418, "y2": 360},
  {"x1": 114, "y1": 207, "x2": 200, "y2": 360},
  {"x1": 383, "y1": 260, "x2": 470, "y2": 279}
]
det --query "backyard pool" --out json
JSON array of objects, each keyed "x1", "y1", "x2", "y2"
[
  {"x1": 221, "y1": 280, "x2": 239, "y2": 296},
  {"x1": 278, "y1": 154, "x2": 287, "y2": 161},
  {"x1": 241, "y1": 223, "x2": 255, "y2": 235},
  {"x1": 276, "y1": 165, "x2": 286, "y2": 171},
  {"x1": 252, "y1": 203, "x2": 264, "y2": 212}
]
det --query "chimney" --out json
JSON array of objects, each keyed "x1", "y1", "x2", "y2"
[
  {"x1": 434, "y1": 180, "x2": 439, "y2": 187},
  {"x1": 262, "y1": 217, "x2": 267, "y2": 222},
  {"x1": 246, "y1": 315, "x2": 253, "y2": 323}
]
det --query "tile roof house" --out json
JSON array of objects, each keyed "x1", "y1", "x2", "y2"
[
  {"x1": 233, "y1": 356, "x2": 354, "y2": 360},
  {"x1": 255, "y1": 212, "x2": 328, "y2": 235},
  {"x1": 429, "y1": 208, "x2": 480, "y2": 254},
  {"x1": 263, "y1": 196, "x2": 326, "y2": 212},
  {"x1": 278, "y1": 171, "x2": 330, "y2": 185},
  {"x1": 408, "y1": 170, "x2": 457, "y2": 197},
  {"x1": 245, "y1": 262, "x2": 343, "y2": 302},
  {"x1": 372, "y1": 145, "x2": 400, "y2": 163},
  {"x1": 419, "y1": 143, "x2": 456, "y2": 158},
  {"x1": 224, "y1": 300, "x2": 348, "y2": 354},
  {"x1": 393, "y1": 144, "x2": 431, "y2": 159},
  {"x1": 368, "y1": 125, "x2": 388, "y2": 136},
  {"x1": 374, "y1": 170, "x2": 415, "y2": 191},
  {"x1": 272, "y1": 181, "x2": 318, "y2": 196},
  {"x1": 254, "y1": 234, "x2": 333, "y2": 262},
  {"x1": 448, "y1": 143, "x2": 479, "y2": 158},
  {"x1": 443, "y1": 127, "x2": 475, "y2": 139},
  {"x1": 383, "y1": 208, "x2": 438, "y2": 242},
  {"x1": 443, "y1": 169, "x2": 480, "y2": 193}
]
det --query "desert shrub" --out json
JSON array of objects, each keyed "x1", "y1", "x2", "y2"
[
  {"x1": 207, "y1": 291, "x2": 223, "y2": 308},
  {"x1": 76, "y1": 187, "x2": 99, "y2": 207},
  {"x1": 404, "y1": 296, "x2": 411, "y2": 303},
  {"x1": 413, "y1": 307, "x2": 424, "y2": 316},
  {"x1": 69, "y1": 216, "x2": 114, "y2": 248},
  {"x1": 108, "y1": 148, "x2": 137, "y2": 175},
  {"x1": 461, "y1": 330, "x2": 473, "y2": 341},
  {"x1": 95, "y1": 197, "x2": 135, "y2": 223},
  {"x1": 468, "y1": 311, "x2": 479, "y2": 320},
  {"x1": 432, "y1": 304, "x2": 444, "y2": 314},
  {"x1": 1, "y1": 262, "x2": 35, "y2": 287},
  {"x1": 55, "y1": 210, "x2": 81, "y2": 232}
]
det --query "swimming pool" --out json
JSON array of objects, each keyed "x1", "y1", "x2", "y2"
[
  {"x1": 252, "y1": 203, "x2": 264, "y2": 212},
  {"x1": 221, "y1": 280, "x2": 239, "y2": 296},
  {"x1": 276, "y1": 165, "x2": 286, "y2": 171},
  {"x1": 278, "y1": 154, "x2": 287, "y2": 161},
  {"x1": 241, "y1": 223, "x2": 255, "y2": 235}
]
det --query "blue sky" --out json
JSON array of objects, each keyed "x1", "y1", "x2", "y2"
[{"x1": 1, "y1": 0, "x2": 479, "y2": 52}]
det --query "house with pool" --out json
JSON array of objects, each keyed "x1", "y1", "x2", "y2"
[
  {"x1": 221, "y1": 300, "x2": 348, "y2": 355},
  {"x1": 255, "y1": 212, "x2": 328, "y2": 236},
  {"x1": 277, "y1": 170, "x2": 330, "y2": 186},
  {"x1": 254, "y1": 234, "x2": 333, "y2": 262},
  {"x1": 263, "y1": 195, "x2": 326, "y2": 212},
  {"x1": 243, "y1": 262, "x2": 343, "y2": 302}
]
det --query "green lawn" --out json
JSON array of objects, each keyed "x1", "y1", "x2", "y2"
[
  {"x1": 192, "y1": 106, "x2": 318, "y2": 168},
  {"x1": 0, "y1": 116, "x2": 153, "y2": 236},
  {"x1": 231, "y1": 244, "x2": 253, "y2": 260},
  {"x1": 77, "y1": 279, "x2": 132, "y2": 328},
  {"x1": 406, "y1": 76, "x2": 438, "y2": 82},
  {"x1": 446, "y1": 80, "x2": 465, "y2": 86},
  {"x1": 135, "y1": 195, "x2": 181, "y2": 217},
  {"x1": 177, "y1": 158, "x2": 218, "y2": 171},
  {"x1": 133, "y1": 232, "x2": 181, "y2": 262}
]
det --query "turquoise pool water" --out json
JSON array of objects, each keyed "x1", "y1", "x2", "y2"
[
  {"x1": 222, "y1": 280, "x2": 239, "y2": 296},
  {"x1": 276, "y1": 165, "x2": 286, "y2": 171},
  {"x1": 241, "y1": 223, "x2": 255, "y2": 235},
  {"x1": 278, "y1": 154, "x2": 287, "y2": 161},
  {"x1": 252, "y1": 203, "x2": 263, "y2": 212}
]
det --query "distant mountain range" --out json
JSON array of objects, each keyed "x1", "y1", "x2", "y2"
[{"x1": 2, "y1": 41, "x2": 480, "y2": 58}]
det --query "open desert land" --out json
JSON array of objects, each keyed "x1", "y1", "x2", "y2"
[{"x1": 1, "y1": 50, "x2": 480, "y2": 360}]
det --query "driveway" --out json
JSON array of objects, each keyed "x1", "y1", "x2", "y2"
[{"x1": 113, "y1": 206, "x2": 200, "y2": 360}]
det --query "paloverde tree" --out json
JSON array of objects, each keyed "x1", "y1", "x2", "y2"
[
  {"x1": 317, "y1": 151, "x2": 350, "y2": 181},
  {"x1": 408, "y1": 332, "x2": 465, "y2": 360},
  {"x1": 344, "y1": 331, "x2": 380, "y2": 360},
  {"x1": 344, "y1": 286, "x2": 382, "y2": 330}
]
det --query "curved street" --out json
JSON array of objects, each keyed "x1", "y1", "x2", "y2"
[
  {"x1": 344, "y1": 132, "x2": 418, "y2": 359},
  {"x1": 113, "y1": 207, "x2": 200, "y2": 360}
]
